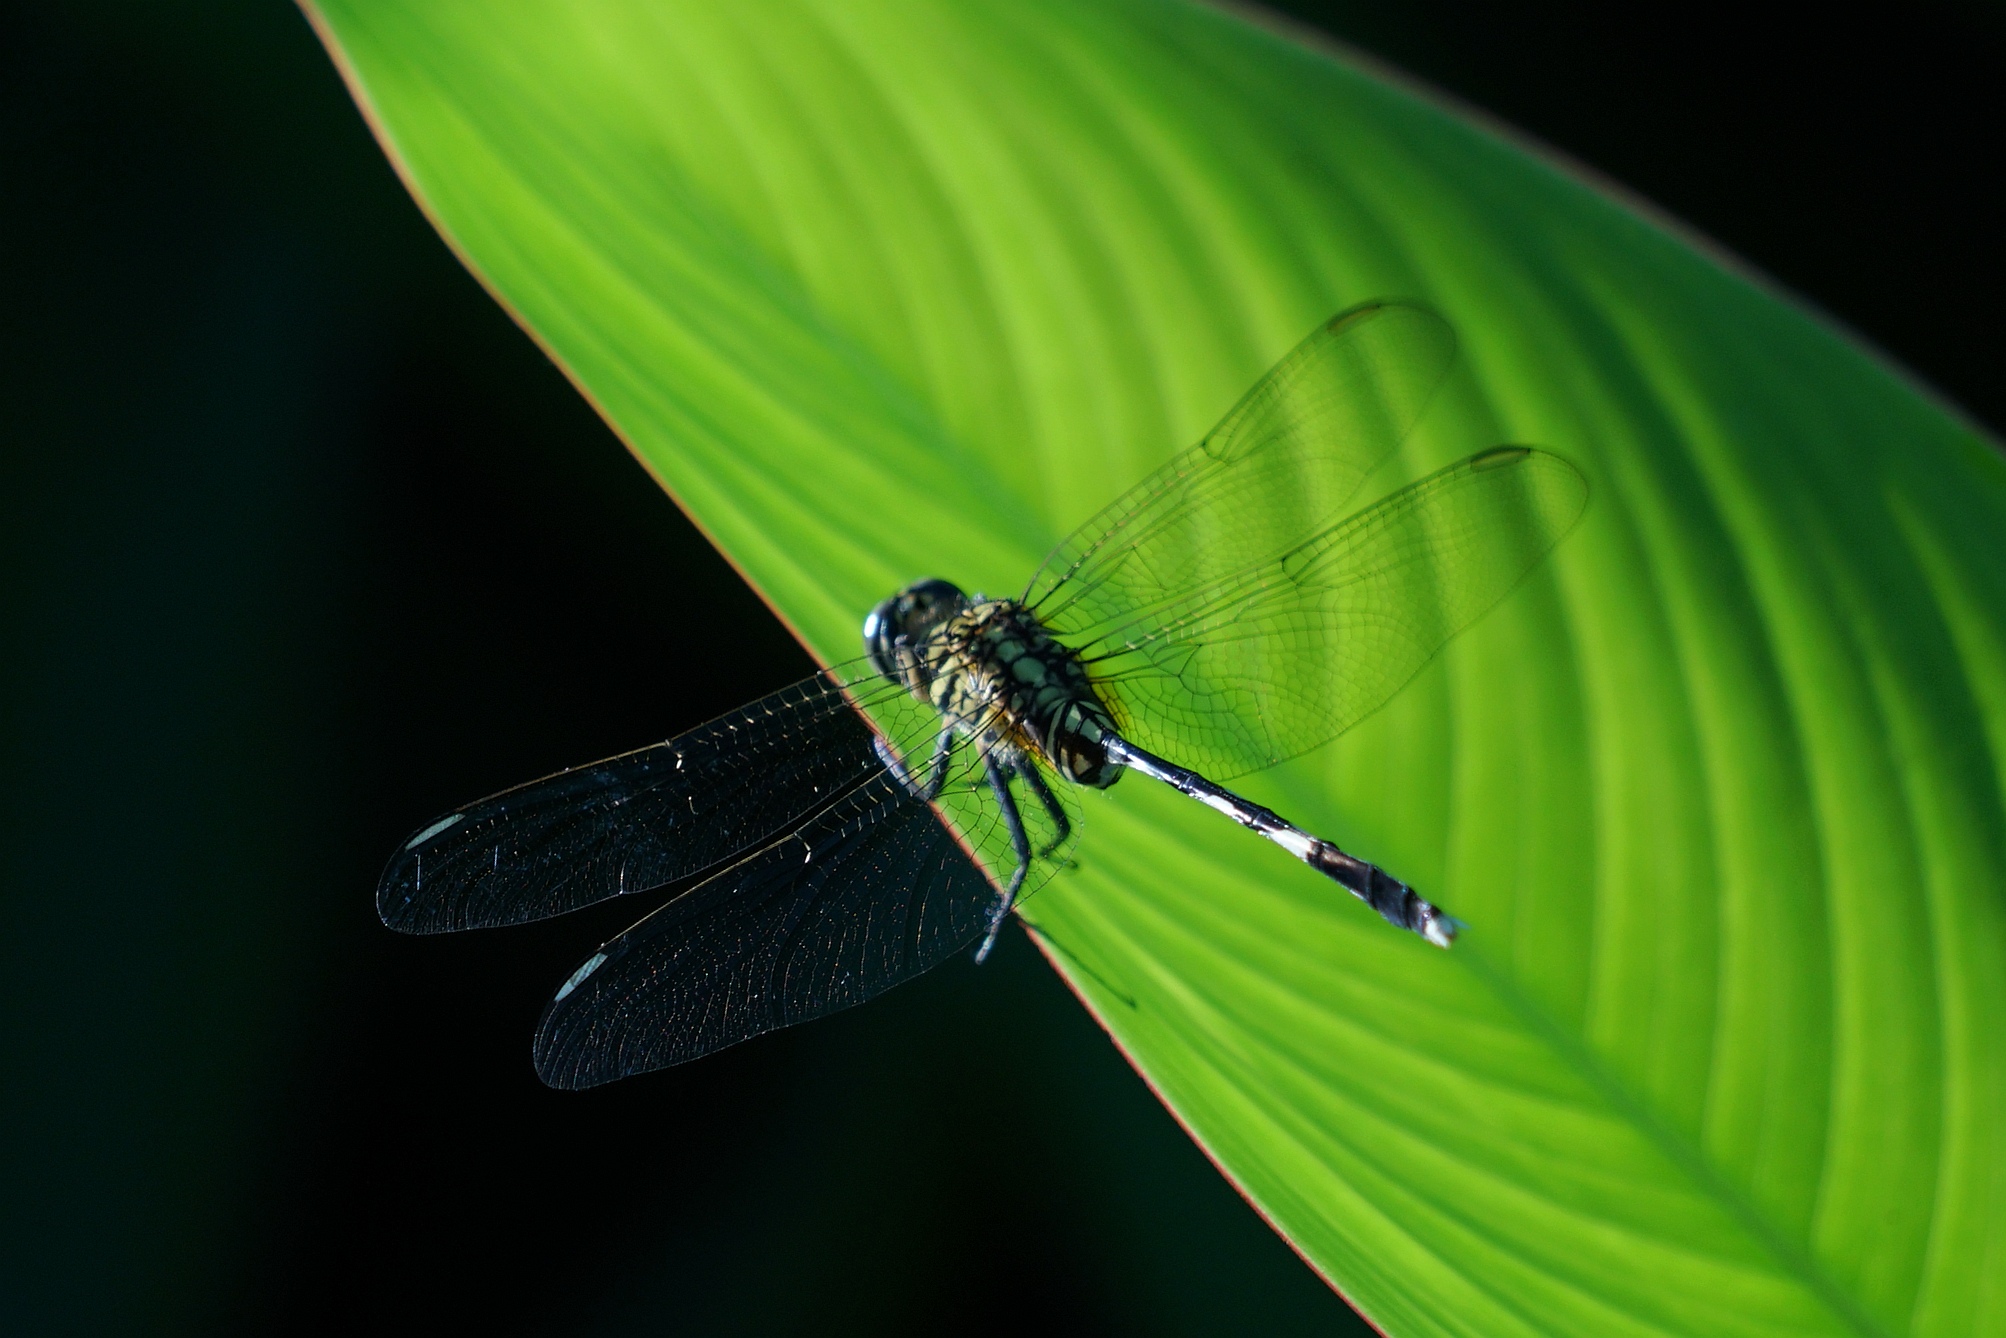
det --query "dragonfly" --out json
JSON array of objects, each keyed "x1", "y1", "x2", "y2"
[{"x1": 378, "y1": 301, "x2": 1588, "y2": 1090}]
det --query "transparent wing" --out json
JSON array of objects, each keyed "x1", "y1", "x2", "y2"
[
  {"x1": 377, "y1": 662, "x2": 942, "y2": 934},
  {"x1": 1021, "y1": 301, "x2": 1456, "y2": 630},
  {"x1": 1085, "y1": 448, "x2": 1589, "y2": 779},
  {"x1": 532, "y1": 733, "x2": 1077, "y2": 1087}
]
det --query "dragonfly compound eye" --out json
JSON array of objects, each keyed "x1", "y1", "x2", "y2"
[{"x1": 863, "y1": 578, "x2": 967, "y2": 682}]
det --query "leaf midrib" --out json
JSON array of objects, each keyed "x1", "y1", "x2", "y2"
[{"x1": 1458, "y1": 946, "x2": 1891, "y2": 1338}]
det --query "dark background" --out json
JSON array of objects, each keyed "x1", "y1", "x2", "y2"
[{"x1": 2, "y1": 2, "x2": 1998, "y2": 1333}]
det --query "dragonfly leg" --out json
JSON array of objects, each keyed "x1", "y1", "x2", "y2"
[
  {"x1": 875, "y1": 726, "x2": 954, "y2": 801},
  {"x1": 975, "y1": 752, "x2": 1032, "y2": 964},
  {"x1": 1105, "y1": 735, "x2": 1460, "y2": 948},
  {"x1": 1014, "y1": 757, "x2": 1072, "y2": 857}
]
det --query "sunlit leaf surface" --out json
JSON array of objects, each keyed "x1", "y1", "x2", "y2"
[{"x1": 307, "y1": 3, "x2": 2006, "y2": 1333}]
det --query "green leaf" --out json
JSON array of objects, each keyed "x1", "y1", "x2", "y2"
[{"x1": 305, "y1": 2, "x2": 2006, "y2": 1333}]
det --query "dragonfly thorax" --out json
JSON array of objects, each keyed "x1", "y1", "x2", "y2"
[{"x1": 863, "y1": 579, "x2": 1121, "y2": 789}]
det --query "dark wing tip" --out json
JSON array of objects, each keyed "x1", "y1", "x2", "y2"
[
  {"x1": 374, "y1": 811, "x2": 470, "y2": 934},
  {"x1": 1318, "y1": 297, "x2": 1457, "y2": 361},
  {"x1": 532, "y1": 943, "x2": 637, "y2": 1090}
]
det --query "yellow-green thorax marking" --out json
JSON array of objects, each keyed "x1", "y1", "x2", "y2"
[{"x1": 862, "y1": 580, "x2": 1120, "y2": 789}]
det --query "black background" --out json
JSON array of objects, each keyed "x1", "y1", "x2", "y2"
[{"x1": 2, "y1": 2, "x2": 1998, "y2": 1334}]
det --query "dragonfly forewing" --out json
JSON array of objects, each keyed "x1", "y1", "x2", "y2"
[
  {"x1": 381, "y1": 665, "x2": 940, "y2": 933},
  {"x1": 1022, "y1": 302, "x2": 1456, "y2": 633},
  {"x1": 1081, "y1": 447, "x2": 1588, "y2": 779}
]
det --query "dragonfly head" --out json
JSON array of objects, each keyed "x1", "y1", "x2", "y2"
[{"x1": 864, "y1": 578, "x2": 969, "y2": 686}]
